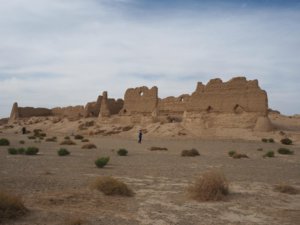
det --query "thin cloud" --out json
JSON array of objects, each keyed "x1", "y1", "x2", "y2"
[{"x1": 0, "y1": 0, "x2": 299, "y2": 117}]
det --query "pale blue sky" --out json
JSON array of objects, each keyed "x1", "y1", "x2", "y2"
[{"x1": 0, "y1": 0, "x2": 300, "y2": 117}]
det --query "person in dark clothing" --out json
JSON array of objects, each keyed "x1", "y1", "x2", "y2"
[
  {"x1": 22, "y1": 127, "x2": 26, "y2": 134},
  {"x1": 138, "y1": 130, "x2": 142, "y2": 143}
]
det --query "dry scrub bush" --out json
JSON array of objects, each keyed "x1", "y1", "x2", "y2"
[
  {"x1": 281, "y1": 138, "x2": 292, "y2": 145},
  {"x1": 188, "y1": 170, "x2": 229, "y2": 201},
  {"x1": 232, "y1": 153, "x2": 248, "y2": 159},
  {"x1": 0, "y1": 191, "x2": 28, "y2": 222},
  {"x1": 181, "y1": 149, "x2": 200, "y2": 157},
  {"x1": 64, "y1": 217, "x2": 84, "y2": 225},
  {"x1": 45, "y1": 137, "x2": 57, "y2": 142},
  {"x1": 90, "y1": 177, "x2": 134, "y2": 196},
  {"x1": 74, "y1": 135, "x2": 84, "y2": 140},
  {"x1": 60, "y1": 140, "x2": 76, "y2": 145},
  {"x1": 274, "y1": 184, "x2": 299, "y2": 195},
  {"x1": 82, "y1": 143, "x2": 96, "y2": 149},
  {"x1": 149, "y1": 146, "x2": 168, "y2": 151}
]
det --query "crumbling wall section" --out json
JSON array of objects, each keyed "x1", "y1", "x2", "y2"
[
  {"x1": 158, "y1": 94, "x2": 190, "y2": 115},
  {"x1": 84, "y1": 95, "x2": 102, "y2": 117},
  {"x1": 121, "y1": 86, "x2": 158, "y2": 115},
  {"x1": 18, "y1": 107, "x2": 52, "y2": 118},
  {"x1": 108, "y1": 99, "x2": 124, "y2": 115},
  {"x1": 186, "y1": 77, "x2": 268, "y2": 115},
  {"x1": 52, "y1": 106, "x2": 84, "y2": 119}
]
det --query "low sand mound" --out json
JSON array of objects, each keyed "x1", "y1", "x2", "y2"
[{"x1": 254, "y1": 116, "x2": 274, "y2": 132}]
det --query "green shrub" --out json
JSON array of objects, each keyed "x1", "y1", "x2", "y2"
[
  {"x1": 181, "y1": 148, "x2": 200, "y2": 157},
  {"x1": 268, "y1": 138, "x2": 275, "y2": 143},
  {"x1": 8, "y1": 148, "x2": 18, "y2": 155},
  {"x1": 74, "y1": 134, "x2": 84, "y2": 140},
  {"x1": 95, "y1": 157, "x2": 110, "y2": 168},
  {"x1": 261, "y1": 138, "x2": 268, "y2": 143},
  {"x1": 19, "y1": 140, "x2": 25, "y2": 144},
  {"x1": 117, "y1": 148, "x2": 128, "y2": 156},
  {"x1": 90, "y1": 176, "x2": 134, "y2": 196},
  {"x1": 281, "y1": 138, "x2": 292, "y2": 145},
  {"x1": 0, "y1": 138, "x2": 10, "y2": 146},
  {"x1": 25, "y1": 147, "x2": 39, "y2": 155},
  {"x1": 57, "y1": 148, "x2": 70, "y2": 156},
  {"x1": 228, "y1": 151, "x2": 236, "y2": 157},
  {"x1": 277, "y1": 148, "x2": 294, "y2": 155},
  {"x1": 263, "y1": 151, "x2": 274, "y2": 158},
  {"x1": 17, "y1": 148, "x2": 25, "y2": 154}
]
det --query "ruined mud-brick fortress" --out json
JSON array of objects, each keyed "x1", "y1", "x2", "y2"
[{"x1": 9, "y1": 77, "x2": 273, "y2": 131}]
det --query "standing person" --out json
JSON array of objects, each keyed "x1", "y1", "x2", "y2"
[{"x1": 138, "y1": 130, "x2": 143, "y2": 144}]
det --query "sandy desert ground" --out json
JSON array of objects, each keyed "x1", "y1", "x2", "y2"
[{"x1": 0, "y1": 117, "x2": 300, "y2": 225}]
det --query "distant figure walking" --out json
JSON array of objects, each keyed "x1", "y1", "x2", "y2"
[
  {"x1": 22, "y1": 127, "x2": 26, "y2": 134},
  {"x1": 138, "y1": 130, "x2": 143, "y2": 144}
]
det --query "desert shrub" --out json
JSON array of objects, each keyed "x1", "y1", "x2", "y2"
[
  {"x1": 281, "y1": 138, "x2": 292, "y2": 145},
  {"x1": 60, "y1": 140, "x2": 76, "y2": 145},
  {"x1": 19, "y1": 140, "x2": 25, "y2": 144},
  {"x1": 277, "y1": 148, "x2": 294, "y2": 155},
  {"x1": 268, "y1": 138, "x2": 275, "y2": 143},
  {"x1": 85, "y1": 121, "x2": 95, "y2": 127},
  {"x1": 45, "y1": 137, "x2": 57, "y2": 142},
  {"x1": 82, "y1": 143, "x2": 96, "y2": 149},
  {"x1": 0, "y1": 138, "x2": 10, "y2": 146},
  {"x1": 81, "y1": 139, "x2": 89, "y2": 142},
  {"x1": 274, "y1": 184, "x2": 299, "y2": 195},
  {"x1": 0, "y1": 191, "x2": 28, "y2": 221},
  {"x1": 90, "y1": 176, "x2": 133, "y2": 196},
  {"x1": 17, "y1": 148, "x2": 25, "y2": 154},
  {"x1": 64, "y1": 217, "x2": 84, "y2": 225},
  {"x1": 232, "y1": 153, "x2": 248, "y2": 159},
  {"x1": 228, "y1": 151, "x2": 236, "y2": 157},
  {"x1": 181, "y1": 149, "x2": 200, "y2": 157},
  {"x1": 33, "y1": 129, "x2": 46, "y2": 138},
  {"x1": 95, "y1": 157, "x2": 109, "y2": 168},
  {"x1": 25, "y1": 147, "x2": 39, "y2": 155},
  {"x1": 117, "y1": 148, "x2": 128, "y2": 156},
  {"x1": 74, "y1": 134, "x2": 84, "y2": 140},
  {"x1": 149, "y1": 146, "x2": 168, "y2": 151},
  {"x1": 261, "y1": 138, "x2": 268, "y2": 143},
  {"x1": 58, "y1": 148, "x2": 70, "y2": 156},
  {"x1": 187, "y1": 170, "x2": 229, "y2": 201},
  {"x1": 263, "y1": 151, "x2": 274, "y2": 158},
  {"x1": 8, "y1": 148, "x2": 17, "y2": 155},
  {"x1": 27, "y1": 136, "x2": 36, "y2": 140},
  {"x1": 64, "y1": 136, "x2": 70, "y2": 140},
  {"x1": 257, "y1": 148, "x2": 263, "y2": 151},
  {"x1": 33, "y1": 129, "x2": 42, "y2": 134}
]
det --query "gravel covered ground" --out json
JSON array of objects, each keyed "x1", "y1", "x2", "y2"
[{"x1": 1, "y1": 131, "x2": 300, "y2": 225}]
